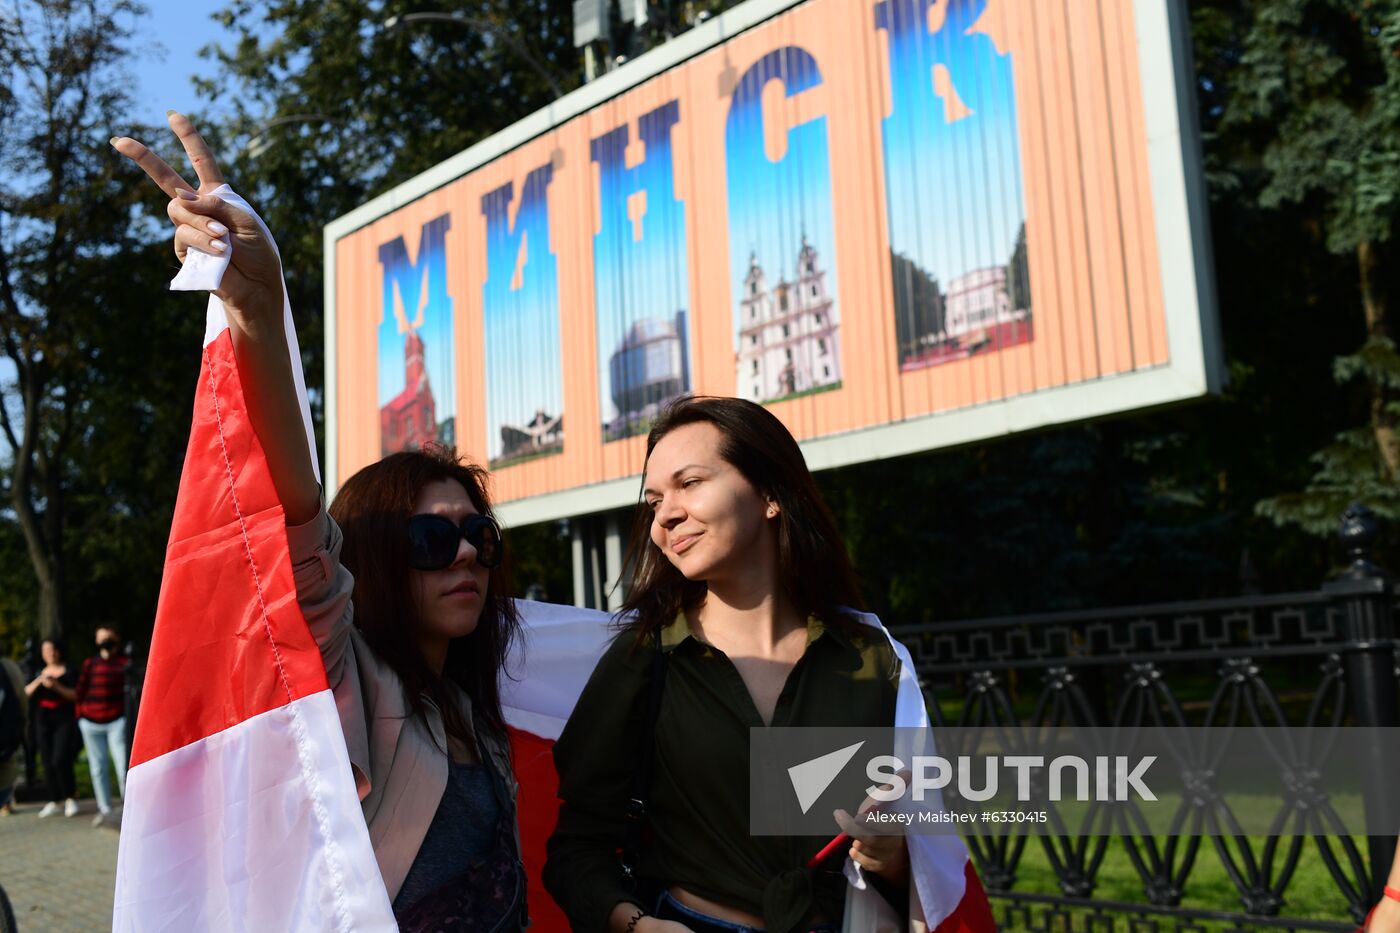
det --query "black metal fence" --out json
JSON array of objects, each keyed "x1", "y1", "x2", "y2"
[{"x1": 895, "y1": 505, "x2": 1394, "y2": 932}]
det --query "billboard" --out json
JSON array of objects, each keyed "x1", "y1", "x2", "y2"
[{"x1": 325, "y1": 0, "x2": 1221, "y2": 525}]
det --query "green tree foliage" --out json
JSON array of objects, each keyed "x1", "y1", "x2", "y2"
[
  {"x1": 1216, "y1": 0, "x2": 1400, "y2": 534},
  {"x1": 0, "y1": 0, "x2": 204, "y2": 650}
]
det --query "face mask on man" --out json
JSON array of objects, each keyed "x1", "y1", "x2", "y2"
[{"x1": 98, "y1": 639, "x2": 120, "y2": 653}]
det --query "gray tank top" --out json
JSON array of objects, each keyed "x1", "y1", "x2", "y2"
[{"x1": 392, "y1": 758, "x2": 501, "y2": 912}]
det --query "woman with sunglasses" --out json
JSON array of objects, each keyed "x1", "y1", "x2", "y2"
[
  {"x1": 544, "y1": 396, "x2": 959, "y2": 933},
  {"x1": 113, "y1": 116, "x2": 528, "y2": 931}
]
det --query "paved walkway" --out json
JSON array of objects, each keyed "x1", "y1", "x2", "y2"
[{"x1": 0, "y1": 799, "x2": 119, "y2": 932}]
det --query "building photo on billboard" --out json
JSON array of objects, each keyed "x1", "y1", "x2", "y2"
[{"x1": 879, "y1": 0, "x2": 1033, "y2": 373}]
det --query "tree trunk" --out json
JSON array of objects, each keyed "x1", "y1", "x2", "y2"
[
  {"x1": 37, "y1": 579, "x2": 61, "y2": 643},
  {"x1": 1359, "y1": 240, "x2": 1400, "y2": 480},
  {"x1": 6, "y1": 366, "x2": 62, "y2": 641},
  {"x1": 10, "y1": 482, "x2": 60, "y2": 642}
]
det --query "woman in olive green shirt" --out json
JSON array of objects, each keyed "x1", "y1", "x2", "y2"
[{"x1": 544, "y1": 397, "x2": 909, "y2": 933}]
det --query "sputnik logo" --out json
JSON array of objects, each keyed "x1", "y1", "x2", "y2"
[{"x1": 787, "y1": 741, "x2": 865, "y2": 814}]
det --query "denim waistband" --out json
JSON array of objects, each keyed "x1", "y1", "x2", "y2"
[{"x1": 652, "y1": 891, "x2": 838, "y2": 933}]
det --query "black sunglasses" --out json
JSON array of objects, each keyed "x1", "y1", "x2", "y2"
[{"x1": 407, "y1": 514, "x2": 504, "y2": 571}]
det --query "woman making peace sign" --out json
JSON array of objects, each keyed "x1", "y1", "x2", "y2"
[{"x1": 113, "y1": 114, "x2": 528, "y2": 932}]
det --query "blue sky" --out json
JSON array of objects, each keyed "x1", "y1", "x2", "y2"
[
  {"x1": 0, "y1": 4, "x2": 238, "y2": 441},
  {"x1": 128, "y1": 1, "x2": 240, "y2": 124}
]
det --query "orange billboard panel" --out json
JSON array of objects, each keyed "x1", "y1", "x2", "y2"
[{"x1": 325, "y1": 0, "x2": 1220, "y2": 524}]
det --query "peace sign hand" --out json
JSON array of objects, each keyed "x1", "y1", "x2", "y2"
[{"x1": 112, "y1": 111, "x2": 284, "y2": 331}]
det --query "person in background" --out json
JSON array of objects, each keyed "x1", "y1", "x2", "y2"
[
  {"x1": 0, "y1": 655, "x2": 28, "y2": 815},
  {"x1": 72, "y1": 626, "x2": 129, "y2": 827},
  {"x1": 25, "y1": 640, "x2": 80, "y2": 818}
]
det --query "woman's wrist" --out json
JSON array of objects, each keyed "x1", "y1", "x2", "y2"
[
  {"x1": 224, "y1": 292, "x2": 285, "y2": 342},
  {"x1": 1371, "y1": 892, "x2": 1400, "y2": 932},
  {"x1": 607, "y1": 901, "x2": 647, "y2": 933}
]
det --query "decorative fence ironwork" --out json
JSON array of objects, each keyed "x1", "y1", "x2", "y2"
[{"x1": 895, "y1": 505, "x2": 1395, "y2": 931}]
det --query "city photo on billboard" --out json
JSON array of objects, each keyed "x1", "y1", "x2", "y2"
[
  {"x1": 592, "y1": 99, "x2": 696, "y2": 444},
  {"x1": 325, "y1": 0, "x2": 1220, "y2": 525},
  {"x1": 879, "y1": 0, "x2": 1033, "y2": 373},
  {"x1": 727, "y1": 46, "x2": 844, "y2": 406},
  {"x1": 377, "y1": 214, "x2": 456, "y2": 457},
  {"x1": 481, "y1": 160, "x2": 567, "y2": 470}
]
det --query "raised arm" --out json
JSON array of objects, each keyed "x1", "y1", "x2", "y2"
[{"x1": 112, "y1": 113, "x2": 319, "y2": 525}]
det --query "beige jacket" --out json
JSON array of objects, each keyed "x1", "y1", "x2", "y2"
[{"x1": 287, "y1": 507, "x2": 520, "y2": 903}]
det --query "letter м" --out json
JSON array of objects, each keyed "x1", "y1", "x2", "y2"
[{"x1": 379, "y1": 213, "x2": 452, "y2": 332}]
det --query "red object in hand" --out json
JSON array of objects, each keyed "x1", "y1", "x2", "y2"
[
  {"x1": 807, "y1": 832, "x2": 851, "y2": 869},
  {"x1": 1387, "y1": 885, "x2": 1400, "y2": 902}
]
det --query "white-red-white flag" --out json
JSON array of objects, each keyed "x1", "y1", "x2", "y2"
[{"x1": 113, "y1": 188, "x2": 395, "y2": 932}]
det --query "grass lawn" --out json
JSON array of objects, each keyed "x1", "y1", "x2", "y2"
[{"x1": 998, "y1": 831, "x2": 1357, "y2": 923}]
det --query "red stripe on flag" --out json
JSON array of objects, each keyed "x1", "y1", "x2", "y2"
[
  {"x1": 131, "y1": 331, "x2": 328, "y2": 768},
  {"x1": 509, "y1": 727, "x2": 569, "y2": 933},
  {"x1": 933, "y1": 860, "x2": 997, "y2": 932}
]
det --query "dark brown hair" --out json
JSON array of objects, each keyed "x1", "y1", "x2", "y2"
[
  {"x1": 329, "y1": 446, "x2": 520, "y2": 743},
  {"x1": 620, "y1": 396, "x2": 864, "y2": 641}
]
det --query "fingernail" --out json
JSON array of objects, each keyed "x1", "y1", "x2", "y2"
[
  {"x1": 109, "y1": 136, "x2": 120, "y2": 147},
  {"x1": 176, "y1": 188, "x2": 197, "y2": 200},
  {"x1": 210, "y1": 239, "x2": 227, "y2": 252},
  {"x1": 208, "y1": 221, "x2": 228, "y2": 236},
  {"x1": 166, "y1": 109, "x2": 177, "y2": 117}
]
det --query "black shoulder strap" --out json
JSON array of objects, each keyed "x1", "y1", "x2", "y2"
[{"x1": 621, "y1": 630, "x2": 668, "y2": 890}]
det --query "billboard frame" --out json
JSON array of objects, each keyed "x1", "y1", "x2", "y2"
[{"x1": 324, "y1": 0, "x2": 1223, "y2": 527}]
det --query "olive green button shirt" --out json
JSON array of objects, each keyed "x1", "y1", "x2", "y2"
[{"x1": 543, "y1": 613, "x2": 900, "y2": 933}]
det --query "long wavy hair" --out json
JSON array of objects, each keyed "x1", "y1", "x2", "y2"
[
  {"x1": 619, "y1": 396, "x2": 865, "y2": 643},
  {"x1": 329, "y1": 446, "x2": 521, "y2": 742}
]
